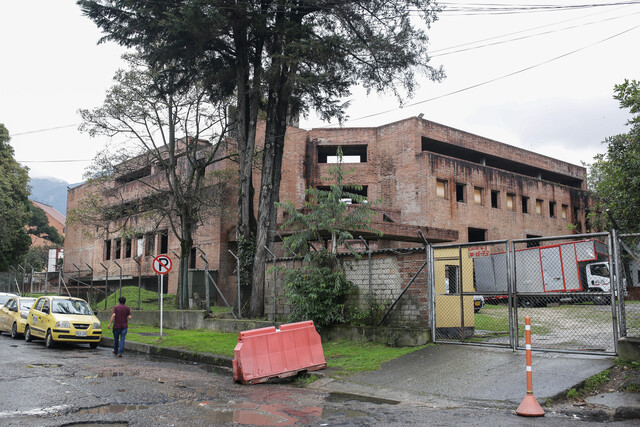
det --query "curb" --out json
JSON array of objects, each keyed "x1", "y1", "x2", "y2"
[{"x1": 100, "y1": 336, "x2": 234, "y2": 369}]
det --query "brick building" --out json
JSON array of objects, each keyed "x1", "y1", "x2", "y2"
[
  {"x1": 30, "y1": 200, "x2": 65, "y2": 247},
  {"x1": 64, "y1": 116, "x2": 589, "y2": 303}
]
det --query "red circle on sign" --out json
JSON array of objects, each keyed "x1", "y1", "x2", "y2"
[{"x1": 153, "y1": 255, "x2": 172, "y2": 275}]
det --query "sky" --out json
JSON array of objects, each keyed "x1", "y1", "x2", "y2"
[{"x1": 1, "y1": 1, "x2": 639, "y2": 184}]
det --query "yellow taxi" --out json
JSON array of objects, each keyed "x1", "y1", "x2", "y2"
[
  {"x1": 24, "y1": 296, "x2": 102, "y2": 349},
  {"x1": 0, "y1": 296, "x2": 36, "y2": 339}
]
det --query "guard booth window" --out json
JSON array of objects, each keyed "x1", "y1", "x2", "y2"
[{"x1": 445, "y1": 265, "x2": 459, "y2": 294}]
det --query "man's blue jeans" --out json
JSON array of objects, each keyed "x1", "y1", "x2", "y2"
[{"x1": 113, "y1": 327, "x2": 128, "y2": 355}]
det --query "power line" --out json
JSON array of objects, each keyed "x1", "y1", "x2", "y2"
[{"x1": 12, "y1": 124, "x2": 80, "y2": 136}]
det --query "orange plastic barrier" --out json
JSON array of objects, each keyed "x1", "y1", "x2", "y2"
[{"x1": 233, "y1": 320, "x2": 327, "y2": 384}]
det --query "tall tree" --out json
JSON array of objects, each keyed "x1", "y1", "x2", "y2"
[
  {"x1": 0, "y1": 124, "x2": 32, "y2": 271},
  {"x1": 589, "y1": 79, "x2": 640, "y2": 232},
  {"x1": 78, "y1": 0, "x2": 444, "y2": 316},
  {"x1": 70, "y1": 55, "x2": 234, "y2": 308},
  {"x1": 27, "y1": 204, "x2": 65, "y2": 247}
]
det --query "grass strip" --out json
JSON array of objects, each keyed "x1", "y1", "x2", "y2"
[{"x1": 102, "y1": 323, "x2": 426, "y2": 377}]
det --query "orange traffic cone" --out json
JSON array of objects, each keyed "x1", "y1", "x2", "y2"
[{"x1": 516, "y1": 316, "x2": 545, "y2": 417}]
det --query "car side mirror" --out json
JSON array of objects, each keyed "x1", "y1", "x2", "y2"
[{"x1": 42, "y1": 308, "x2": 49, "y2": 315}]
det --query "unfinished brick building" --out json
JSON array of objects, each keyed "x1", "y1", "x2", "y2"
[{"x1": 64, "y1": 116, "x2": 589, "y2": 304}]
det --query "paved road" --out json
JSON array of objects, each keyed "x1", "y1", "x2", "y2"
[{"x1": 0, "y1": 333, "x2": 632, "y2": 426}]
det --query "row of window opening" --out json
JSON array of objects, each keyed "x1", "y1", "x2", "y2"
[
  {"x1": 436, "y1": 179, "x2": 573, "y2": 219},
  {"x1": 104, "y1": 231, "x2": 168, "y2": 261}
]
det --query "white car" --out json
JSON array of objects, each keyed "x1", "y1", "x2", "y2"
[{"x1": 0, "y1": 292, "x2": 18, "y2": 306}]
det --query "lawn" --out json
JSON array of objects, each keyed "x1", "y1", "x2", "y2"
[{"x1": 103, "y1": 323, "x2": 428, "y2": 377}]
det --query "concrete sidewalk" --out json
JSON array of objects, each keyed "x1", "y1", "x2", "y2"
[{"x1": 310, "y1": 344, "x2": 616, "y2": 409}]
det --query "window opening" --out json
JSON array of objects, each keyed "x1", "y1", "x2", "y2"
[
  {"x1": 526, "y1": 234, "x2": 541, "y2": 248},
  {"x1": 473, "y1": 187, "x2": 483, "y2": 205},
  {"x1": 159, "y1": 230, "x2": 169, "y2": 254},
  {"x1": 190, "y1": 247, "x2": 197, "y2": 269},
  {"x1": 522, "y1": 196, "x2": 529, "y2": 214},
  {"x1": 136, "y1": 235, "x2": 144, "y2": 257},
  {"x1": 105, "y1": 240, "x2": 112, "y2": 260},
  {"x1": 145, "y1": 233, "x2": 155, "y2": 256},
  {"x1": 536, "y1": 199, "x2": 543, "y2": 215},
  {"x1": 506, "y1": 194, "x2": 515, "y2": 211},
  {"x1": 445, "y1": 265, "x2": 459, "y2": 294},
  {"x1": 491, "y1": 190, "x2": 499, "y2": 208},
  {"x1": 436, "y1": 179, "x2": 448, "y2": 199},
  {"x1": 317, "y1": 145, "x2": 367, "y2": 163},
  {"x1": 125, "y1": 238, "x2": 132, "y2": 258},
  {"x1": 456, "y1": 183, "x2": 465, "y2": 202},
  {"x1": 561, "y1": 204, "x2": 568, "y2": 219},
  {"x1": 114, "y1": 239, "x2": 122, "y2": 259},
  {"x1": 468, "y1": 227, "x2": 487, "y2": 242},
  {"x1": 549, "y1": 201, "x2": 556, "y2": 218}
]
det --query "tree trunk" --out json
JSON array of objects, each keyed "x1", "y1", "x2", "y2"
[{"x1": 249, "y1": 55, "x2": 294, "y2": 318}]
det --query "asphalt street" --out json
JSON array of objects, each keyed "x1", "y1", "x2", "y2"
[{"x1": 0, "y1": 332, "x2": 636, "y2": 426}]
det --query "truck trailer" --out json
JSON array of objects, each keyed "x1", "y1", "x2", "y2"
[{"x1": 474, "y1": 239, "x2": 611, "y2": 307}]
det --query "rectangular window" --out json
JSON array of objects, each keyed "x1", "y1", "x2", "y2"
[
  {"x1": 468, "y1": 227, "x2": 487, "y2": 242},
  {"x1": 445, "y1": 265, "x2": 459, "y2": 294},
  {"x1": 317, "y1": 145, "x2": 367, "y2": 163},
  {"x1": 125, "y1": 238, "x2": 132, "y2": 258},
  {"x1": 535, "y1": 199, "x2": 543, "y2": 215},
  {"x1": 506, "y1": 194, "x2": 515, "y2": 211},
  {"x1": 105, "y1": 240, "x2": 112, "y2": 261},
  {"x1": 491, "y1": 190, "x2": 499, "y2": 209},
  {"x1": 145, "y1": 233, "x2": 155, "y2": 256},
  {"x1": 561, "y1": 204, "x2": 568, "y2": 219},
  {"x1": 436, "y1": 179, "x2": 448, "y2": 199},
  {"x1": 136, "y1": 235, "x2": 144, "y2": 257},
  {"x1": 473, "y1": 187, "x2": 483, "y2": 205},
  {"x1": 522, "y1": 196, "x2": 529, "y2": 214},
  {"x1": 549, "y1": 201, "x2": 556, "y2": 218},
  {"x1": 637, "y1": 270, "x2": 640, "y2": 285},
  {"x1": 159, "y1": 230, "x2": 168, "y2": 254},
  {"x1": 190, "y1": 247, "x2": 197, "y2": 269},
  {"x1": 456, "y1": 183, "x2": 465, "y2": 202},
  {"x1": 114, "y1": 238, "x2": 122, "y2": 259}
]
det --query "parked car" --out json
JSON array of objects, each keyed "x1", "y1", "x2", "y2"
[
  {"x1": 24, "y1": 296, "x2": 102, "y2": 349},
  {"x1": 0, "y1": 296, "x2": 36, "y2": 338},
  {"x1": 0, "y1": 292, "x2": 18, "y2": 307}
]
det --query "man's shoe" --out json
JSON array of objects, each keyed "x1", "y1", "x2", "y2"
[
  {"x1": 112, "y1": 350, "x2": 116, "y2": 355},
  {"x1": 117, "y1": 353, "x2": 122, "y2": 357}
]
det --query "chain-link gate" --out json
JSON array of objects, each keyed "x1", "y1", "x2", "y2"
[
  {"x1": 617, "y1": 233, "x2": 640, "y2": 339},
  {"x1": 432, "y1": 233, "x2": 620, "y2": 355}
]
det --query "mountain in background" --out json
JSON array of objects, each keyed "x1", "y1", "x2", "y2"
[{"x1": 28, "y1": 177, "x2": 82, "y2": 216}]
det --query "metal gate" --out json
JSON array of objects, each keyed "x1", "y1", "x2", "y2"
[{"x1": 432, "y1": 233, "x2": 620, "y2": 355}]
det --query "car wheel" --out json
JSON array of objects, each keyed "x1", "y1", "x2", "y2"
[
  {"x1": 11, "y1": 322, "x2": 18, "y2": 339},
  {"x1": 519, "y1": 297, "x2": 533, "y2": 308},
  {"x1": 45, "y1": 330, "x2": 55, "y2": 349},
  {"x1": 24, "y1": 326, "x2": 33, "y2": 342},
  {"x1": 89, "y1": 342, "x2": 99, "y2": 349}
]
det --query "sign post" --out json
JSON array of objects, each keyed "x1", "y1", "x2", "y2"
[{"x1": 152, "y1": 255, "x2": 172, "y2": 338}]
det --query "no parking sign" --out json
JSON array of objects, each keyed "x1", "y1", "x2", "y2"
[{"x1": 153, "y1": 255, "x2": 172, "y2": 275}]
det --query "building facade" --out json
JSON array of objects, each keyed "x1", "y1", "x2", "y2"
[{"x1": 64, "y1": 117, "x2": 589, "y2": 304}]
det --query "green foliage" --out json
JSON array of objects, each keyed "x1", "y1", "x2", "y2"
[
  {"x1": 27, "y1": 204, "x2": 64, "y2": 246},
  {"x1": 22, "y1": 246, "x2": 49, "y2": 272},
  {"x1": 283, "y1": 251, "x2": 353, "y2": 328},
  {"x1": 0, "y1": 124, "x2": 31, "y2": 270},
  {"x1": 588, "y1": 79, "x2": 640, "y2": 232},
  {"x1": 279, "y1": 147, "x2": 381, "y2": 256}
]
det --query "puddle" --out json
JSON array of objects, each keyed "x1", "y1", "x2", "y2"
[
  {"x1": 25, "y1": 363, "x2": 61, "y2": 368},
  {"x1": 75, "y1": 404, "x2": 149, "y2": 415},
  {"x1": 322, "y1": 407, "x2": 368, "y2": 418},
  {"x1": 326, "y1": 392, "x2": 400, "y2": 405},
  {"x1": 84, "y1": 372, "x2": 139, "y2": 378},
  {"x1": 60, "y1": 423, "x2": 127, "y2": 427},
  {"x1": 196, "y1": 401, "x2": 322, "y2": 425}
]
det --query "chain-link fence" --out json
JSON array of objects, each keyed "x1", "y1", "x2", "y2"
[{"x1": 618, "y1": 233, "x2": 640, "y2": 339}]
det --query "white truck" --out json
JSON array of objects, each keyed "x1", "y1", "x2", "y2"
[{"x1": 474, "y1": 239, "x2": 611, "y2": 307}]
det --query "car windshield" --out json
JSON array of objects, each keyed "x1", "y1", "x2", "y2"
[
  {"x1": 19, "y1": 299, "x2": 36, "y2": 311},
  {"x1": 0, "y1": 295, "x2": 15, "y2": 305},
  {"x1": 52, "y1": 299, "x2": 93, "y2": 315}
]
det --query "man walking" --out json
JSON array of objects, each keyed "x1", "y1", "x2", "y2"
[{"x1": 108, "y1": 296, "x2": 131, "y2": 357}]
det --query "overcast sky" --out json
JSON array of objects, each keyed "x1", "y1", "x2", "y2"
[{"x1": 1, "y1": 1, "x2": 639, "y2": 184}]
